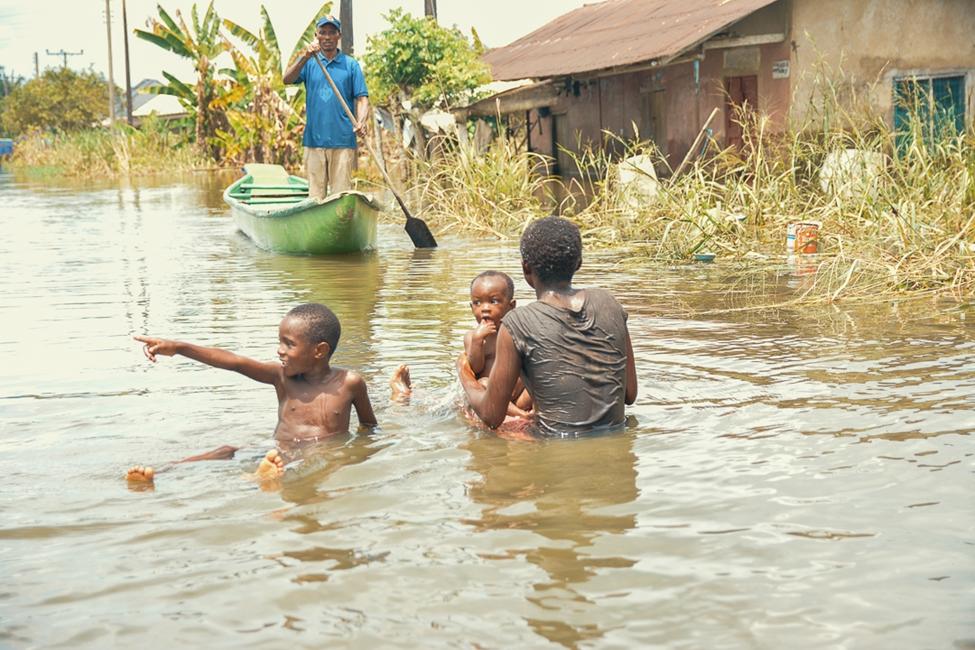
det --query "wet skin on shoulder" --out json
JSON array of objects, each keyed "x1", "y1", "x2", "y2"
[{"x1": 274, "y1": 315, "x2": 377, "y2": 442}]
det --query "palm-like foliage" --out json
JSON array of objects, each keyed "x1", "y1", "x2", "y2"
[
  {"x1": 216, "y1": 3, "x2": 331, "y2": 166},
  {"x1": 135, "y1": 1, "x2": 229, "y2": 156}
]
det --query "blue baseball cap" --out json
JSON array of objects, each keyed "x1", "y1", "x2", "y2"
[{"x1": 316, "y1": 15, "x2": 341, "y2": 30}]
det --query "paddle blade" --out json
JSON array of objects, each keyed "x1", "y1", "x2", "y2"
[{"x1": 405, "y1": 215, "x2": 438, "y2": 248}]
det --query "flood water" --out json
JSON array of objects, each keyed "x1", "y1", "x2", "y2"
[{"x1": 0, "y1": 169, "x2": 973, "y2": 649}]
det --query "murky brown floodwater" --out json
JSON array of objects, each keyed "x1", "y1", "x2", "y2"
[{"x1": 0, "y1": 169, "x2": 972, "y2": 649}]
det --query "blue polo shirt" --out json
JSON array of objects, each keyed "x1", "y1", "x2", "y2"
[{"x1": 295, "y1": 50, "x2": 368, "y2": 149}]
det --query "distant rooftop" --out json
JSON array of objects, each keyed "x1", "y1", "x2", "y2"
[{"x1": 130, "y1": 78, "x2": 163, "y2": 113}]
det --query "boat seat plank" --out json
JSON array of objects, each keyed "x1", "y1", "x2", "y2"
[
  {"x1": 229, "y1": 191, "x2": 308, "y2": 200},
  {"x1": 240, "y1": 183, "x2": 309, "y2": 191},
  {"x1": 249, "y1": 187, "x2": 308, "y2": 197},
  {"x1": 243, "y1": 163, "x2": 291, "y2": 186},
  {"x1": 242, "y1": 197, "x2": 307, "y2": 205}
]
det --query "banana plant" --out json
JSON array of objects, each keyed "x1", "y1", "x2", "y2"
[
  {"x1": 217, "y1": 3, "x2": 331, "y2": 166},
  {"x1": 134, "y1": 1, "x2": 230, "y2": 157}
]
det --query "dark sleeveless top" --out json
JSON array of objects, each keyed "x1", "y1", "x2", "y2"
[{"x1": 502, "y1": 288, "x2": 629, "y2": 435}]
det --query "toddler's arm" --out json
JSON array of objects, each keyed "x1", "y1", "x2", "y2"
[
  {"x1": 134, "y1": 335, "x2": 279, "y2": 385},
  {"x1": 458, "y1": 325, "x2": 520, "y2": 429},
  {"x1": 505, "y1": 401, "x2": 531, "y2": 418},
  {"x1": 513, "y1": 387, "x2": 533, "y2": 412},
  {"x1": 464, "y1": 321, "x2": 496, "y2": 376}
]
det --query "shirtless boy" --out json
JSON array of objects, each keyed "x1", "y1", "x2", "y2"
[
  {"x1": 126, "y1": 302, "x2": 411, "y2": 484},
  {"x1": 464, "y1": 271, "x2": 531, "y2": 418}
]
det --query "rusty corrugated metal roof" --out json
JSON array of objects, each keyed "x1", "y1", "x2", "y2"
[{"x1": 483, "y1": 0, "x2": 780, "y2": 80}]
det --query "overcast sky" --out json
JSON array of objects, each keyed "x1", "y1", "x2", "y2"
[{"x1": 0, "y1": 0, "x2": 587, "y2": 85}]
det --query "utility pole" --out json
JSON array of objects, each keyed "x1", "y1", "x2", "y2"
[
  {"x1": 340, "y1": 0, "x2": 354, "y2": 55},
  {"x1": 46, "y1": 49, "x2": 84, "y2": 69},
  {"x1": 104, "y1": 0, "x2": 116, "y2": 124},
  {"x1": 424, "y1": 0, "x2": 437, "y2": 20},
  {"x1": 122, "y1": 0, "x2": 133, "y2": 125},
  {"x1": 34, "y1": 52, "x2": 39, "y2": 78}
]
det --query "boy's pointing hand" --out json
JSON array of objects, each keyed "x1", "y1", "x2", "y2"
[{"x1": 134, "y1": 335, "x2": 177, "y2": 363}]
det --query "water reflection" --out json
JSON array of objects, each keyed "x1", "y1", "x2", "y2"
[
  {"x1": 249, "y1": 250, "x2": 383, "y2": 368},
  {"x1": 463, "y1": 432, "x2": 639, "y2": 647},
  {"x1": 0, "y1": 170, "x2": 972, "y2": 648},
  {"x1": 271, "y1": 435, "x2": 393, "y2": 585}
]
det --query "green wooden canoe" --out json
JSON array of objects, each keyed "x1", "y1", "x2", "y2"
[{"x1": 223, "y1": 163, "x2": 379, "y2": 255}]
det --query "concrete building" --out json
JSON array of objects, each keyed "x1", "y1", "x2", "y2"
[{"x1": 460, "y1": 0, "x2": 975, "y2": 180}]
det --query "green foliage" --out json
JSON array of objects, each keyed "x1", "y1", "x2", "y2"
[
  {"x1": 135, "y1": 1, "x2": 230, "y2": 155},
  {"x1": 412, "y1": 135, "x2": 551, "y2": 236},
  {"x1": 415, "y1": 91, "x2": 975, "y2": 302},
  {"x1": 215, "y1": 2, "x2": 331, "y2": 167},
  {"x1": 1, "y1": 68, "x2": 24, "y2": 99},
  {"x1": 7, "y1": 117, "x2": 208, "y2": 176},
  {"x1": 134, "y1": 1, "x2": 331, "y2": 166},
  {"x1": 1, "y1": 68, "x2": 109, "y2": 135},
  {"x1": 363, "y1": 8, "x2": 490, "y2": 110}
]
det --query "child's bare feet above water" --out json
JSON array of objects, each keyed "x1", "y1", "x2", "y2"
[
  {"x1": 123, "y1": 445, "x2": 237, "y2": 488},
  {"x1": 126, "y1": 465, "x2": 155, "y2": 483},
  {"x1": 256, "y1": 449, "x2": 286, "y2": 480},
  {"x1": 389, "y1": 364, "x2": 412, "y2": 402}
]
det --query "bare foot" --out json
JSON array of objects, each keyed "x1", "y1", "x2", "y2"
[
  {"x1": 390, "y1": 364, "x2": 412, "y2": 401},
  {"x1": 256, "y1": 449, "x2": 286, "y2": 481},
  {"x1": 126, "y1": 465, "x2": 155, "y2": 483}
]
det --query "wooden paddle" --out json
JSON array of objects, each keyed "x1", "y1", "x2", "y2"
[{"x1": 312, "y1": 53, "x2": 437, "y2": 248}]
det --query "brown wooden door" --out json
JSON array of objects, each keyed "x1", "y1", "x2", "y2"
[{"x1": 725, "y1": 75, "x2": 758, "y2": 150}]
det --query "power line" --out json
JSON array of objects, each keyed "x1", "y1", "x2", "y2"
[{"x1": 46, "y1": 49, "x2": 84, "y2": 69}]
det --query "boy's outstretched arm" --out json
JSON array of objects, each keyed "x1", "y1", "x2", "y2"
[
  {"x1": 348, "y1": 371, "x2": 378, "y2": 427},
  {"x1": 624, "y1": 327, "x2": 638, "y2": 405},
  {"x1": 134, "y1": 335, "x2": 280, "y2": 385},
  {"x1": 458, "y1": 325, "x2": 520, "y2": 429}
]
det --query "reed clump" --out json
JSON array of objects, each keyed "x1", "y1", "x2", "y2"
[
  {"x1": 8, "y1": 117, "x2": 211, "y2": 177},
  {"x1": 405, "y1": 135, "x2": 554, "y2": 238},
  {"x1": 409, "y1": 75, "x2": 974, "y2": 302}
]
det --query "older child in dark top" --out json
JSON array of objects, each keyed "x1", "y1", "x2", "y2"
[
  {"x1": 458, "y1": 217, "x2": 637, "y2": 434},
  {"x1": 127, "y1": 303, "x2": 410, "y2": 484},
  {"x1": 464, "y1": 271, "x2": 532, "y2": 418}
]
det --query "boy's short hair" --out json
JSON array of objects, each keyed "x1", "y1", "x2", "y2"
[
  {"x1": 470, "y1": 270, "x2": 515, "y2": 300},
  {"x1": 520, "y1": 216, "x2": 582, "y2": 283},
  {"x1": 286, "y1": 303, "x2": 341, "y2": 353}
]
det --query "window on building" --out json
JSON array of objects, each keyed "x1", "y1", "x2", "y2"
[{"x1": 894, "y1": 74, "x2": 966, "y2": 151}]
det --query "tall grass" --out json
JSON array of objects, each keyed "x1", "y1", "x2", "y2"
[
  {"x1": 8, "y1": 116, "x2": 212, "y2": 177},
  {"x1": 406, "y1": 135, "x2": 554, "y2": 238},
  {"x1": 408, "y1": 75, "x2": 975, "y2": 303}
]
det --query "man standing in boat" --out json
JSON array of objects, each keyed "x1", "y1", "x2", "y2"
[{"x1": 284, "y1": 15, "x2": 369, "y2": 201}]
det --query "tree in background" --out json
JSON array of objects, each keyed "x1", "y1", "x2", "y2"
[
  {"x1": 217, "y1": 3, "x2": 330, "y2": 166},
  {"x1": 135, "y1": 1, "x2": 229, "y2": 158},
  {"x1": 363, "y1": 8, "x2": 490, "y2": 158},
  {"x1": 1, "y1": 68, "x2": 25, "y2": 99},
  {"x1": 0, "y1": 68, "x2": 25, "y2": 135},
  {"x1": 1, "y1": 68, "x2": 109, "y2": 135}
]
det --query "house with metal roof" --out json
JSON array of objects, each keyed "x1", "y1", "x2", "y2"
[
  {"x1": 459, "y1": 0, "x2": 975, "y2": 179},
  {"x1": 128, "y1": 78, "x2": 189, "y2": 125}
]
